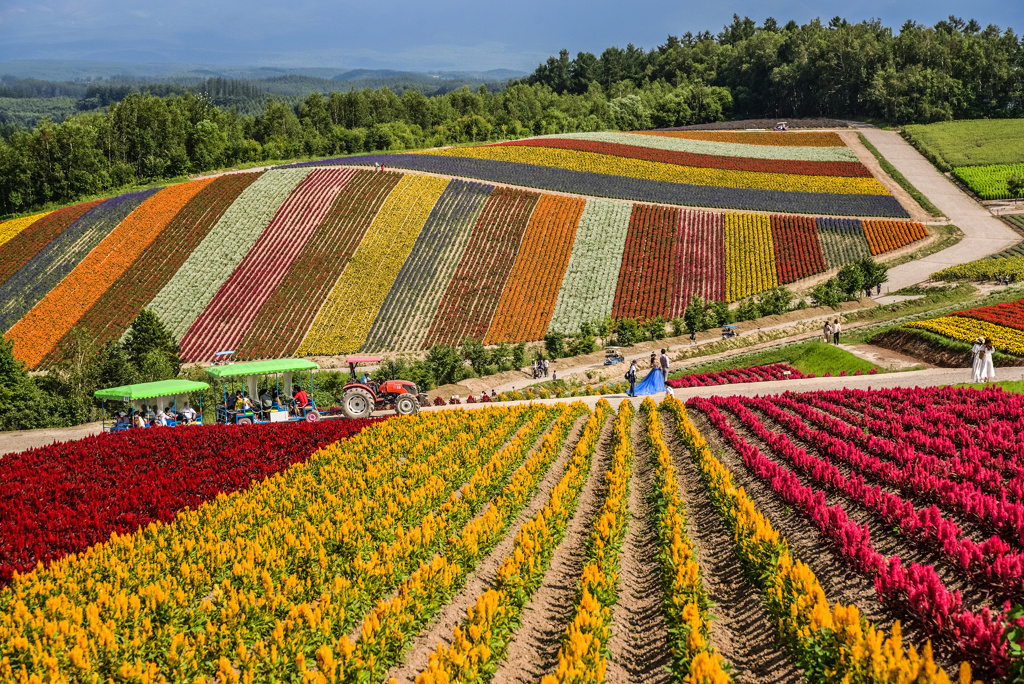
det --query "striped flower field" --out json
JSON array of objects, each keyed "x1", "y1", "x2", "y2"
[{"x1": 0, "y1": 128, "x2": 933, "y2": 365}]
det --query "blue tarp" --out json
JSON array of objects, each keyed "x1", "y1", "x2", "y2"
[{"x1": 633, "y1": 368, "x2": 667, "y2": 396}]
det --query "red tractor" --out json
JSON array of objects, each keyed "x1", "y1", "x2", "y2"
[{"x1": 341, "y1": 356, "x2": 429, "y2": 419}]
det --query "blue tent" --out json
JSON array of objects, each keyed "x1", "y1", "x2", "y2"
[{"x1": 633, "y1": 368, "x2": 667, "y2": 396}]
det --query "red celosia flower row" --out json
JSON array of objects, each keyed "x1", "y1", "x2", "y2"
[
  {"x1": 0, "y1": 417, "x2": 384, "y2": 585},
  {"x1": 666, "y1": 363, "x2": 806, "y2": 388},
  {"x1": 770, "y1": 214, "x2": 827, "y2": 284},
  {"x1": 612, "y1": 203, "x2": 677, "y2": 320},
  {"x1": 949, "y1": 297, "x2": 1024, "y2": 333}
]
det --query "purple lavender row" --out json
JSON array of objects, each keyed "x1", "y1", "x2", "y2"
[
  {"x1": 362, "y1": 179, "x2": 493, "y2": 351},
  {"x1": 282, "y1": 154, "x2": 910, "y2": 218},
  {"x1": 0, "y1": 189, "x2": 159, "y2": 333}
]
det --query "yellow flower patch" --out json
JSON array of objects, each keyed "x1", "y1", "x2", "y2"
[
  {"x1": 904, "y1": 316, "x2": 1024, "y2": 356},
  {"x1": 725, "y1": 212, "x2": 778, "y2": 301}
]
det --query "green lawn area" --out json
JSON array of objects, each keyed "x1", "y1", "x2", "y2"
[
  {"x1": 949, "y1": 380, "x2": 1024, "y2": 394},
  {"x1": 902, "y1": 119, "x2": 1024, "y2": 170},
  {"x1": 670, "y1": 341, "x2": 880, "y2": 378}
]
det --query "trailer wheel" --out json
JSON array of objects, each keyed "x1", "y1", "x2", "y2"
[
  {"x1": 395, "y1": 394, "x2": 419, "y2": 416},
  {"x1": 305, "y1": 410, "x2": 321, "y2": 423},
  {"x1": 237, "y1": 417, "x2": 252, "y2": 426},
  {"x1": 342, "y1": 387, "x2": 374, "y2": 419}
]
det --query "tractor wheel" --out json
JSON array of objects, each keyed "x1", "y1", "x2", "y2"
[
  {"x1": 237, "y1": 417, "x2": 253, "y2": 426},
  {"x1": 305, "y1": 410, "x2": 321, "y2": 423},
  {"x1": 342, "y1": 387, "x2": 374, "y2": 419},
  {"x1": 395, "y1": 394, "x2": 419, "y2": 416}
]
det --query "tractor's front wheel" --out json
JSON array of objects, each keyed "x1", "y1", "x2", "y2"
[
  {"x1": 305, "y1": 410, "x2": 320, "y2": 423},
  {"x1": 395, "y1": 394, "x2": 420, "y2": 416},
  {"x1": 342, "y1": 387, "x2": 374, "y2": 419}
]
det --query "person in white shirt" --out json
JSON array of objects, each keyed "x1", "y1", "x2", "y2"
[{"x1": 181, "y1": 402, "x2": 197, "y2": 424}]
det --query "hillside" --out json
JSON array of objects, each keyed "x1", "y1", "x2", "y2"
[{"x1": 0, "y1": 130, "x2": 928, "y2": 368}]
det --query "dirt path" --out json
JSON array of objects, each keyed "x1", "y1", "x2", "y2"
[
  {"x1": 836, "y1": 342, "x2": 932, "y2": 370},
  {"x1": 836, "y1": 130, "x2": 931, "y2": 223},
  {"x1": 660, "y1": 410, "x2": 801, "y2": 684},
  {"x1": 491, "y1": 412, "x2": 616, "y2": 683},
  {"x1": 385, "y1": 413, "x2": 588, "y2": 683},
  {"x1": 603, "y1": 411, "x2": 672, "y2": 684},
  {"x1": 0, "y1": 421, "x2": 104, "y2": 457}
]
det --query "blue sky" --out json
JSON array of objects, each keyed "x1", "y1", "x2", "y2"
[{"x1": 1, "y1": 0, "x2": 1021, "y2": 72}]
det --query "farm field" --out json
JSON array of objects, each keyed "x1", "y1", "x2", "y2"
[
  {"x1": 903, "y1": 297, "x2": 1024, "y2": 356},
  {"x1": 1, "y1": 391, "x2": 1012, "y2": 683},
  {"x1": 0, "y1": 134, "x2": 934, "y2": 366},
  {"x1": 294, "y1": 130, "x2": 910, "y2": 216},
  {"x1": 902, "y1": 119, "x2": 1024, "y2": 169}
]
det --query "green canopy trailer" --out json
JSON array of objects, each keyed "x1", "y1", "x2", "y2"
[
  {"x1": 205, "y1": 358, "x2": 321, "y2": 425},
  {"x1": 94, "y1": 379, "x2": 209, "y2": 432}
]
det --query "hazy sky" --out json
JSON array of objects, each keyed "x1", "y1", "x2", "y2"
[{"x1": 1, "y1": 0, "x2": 1022, "y2": 72}]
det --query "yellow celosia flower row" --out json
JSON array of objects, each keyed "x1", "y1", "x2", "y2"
[
  {"x1": 298, "y1": 174, "x2": 449, "y2": 356},
  {"x1": 903, "y1": 316, "x2": 1024, "y2": 357},
  {"x1": 333, "y1": 402, "x2": 586, "y2": 682},
  {"x1": 542, "y1": 399, "x2": 635, "y2": 684},
  {"x1": 724, "y1": 212, "x2": 778, "y2": 301},
  {"x1": 424, "y1": 145, "x2": 890, "y2": 195},
  {"x1": 0, "y1": 405, "x2": 554, "y2": 683},
  {"x1": 663, "y1": 396, "x2": 972, "y2": 684},
  {"x1": 641, "y1": 397, "x2": 731, "y2": 683},
  {"x1": 0, "y1": 211, "x2": 51, "y2": 250},
  {"x1": 415, "y1": 400, "x2": 612, "y2": 683}
]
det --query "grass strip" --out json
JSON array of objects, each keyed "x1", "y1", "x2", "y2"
[{"x1": 859, "y1": 133, "x2": 944, "y2": 218}]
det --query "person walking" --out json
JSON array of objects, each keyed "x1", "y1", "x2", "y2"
[
  {"x1": 659, "y1": 348, "x2": 670, "y2": 381},
  {"x1": 543, "y1": 359, "x2": 550, "y2": 377},
  {"x1": 982, "y1": 337, "x2": 996, "y2": 383},
  {"x1": 832, "y1": 318, "x2": 841, "y2": 345},
  {"x1": 970, "y1": 337, "x2": 984, "y2": 383},
  {"x1": 823, "y1": 320, "x2": 832, "y2": 344},
  {"x1": 626, "y1": 360, "x2": 638, "y2": 397}
]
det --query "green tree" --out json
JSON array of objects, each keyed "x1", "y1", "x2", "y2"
[
  {"x1": 124, "y1": 309, "x2": 181, "y2": 376},
  {"x1": 544, "y1": 330, "x2": 567, "y2": 359},
  {"x1": 836, "y1": 263, "x2": 867, "y2": 299},
  {"x1": 810, "y1": 278, "x2": 843, "y2": 308},
  {"x1": 0, "y1": 337, "x2": 53, "y2": 431},
  {"x1": 1008, "y1": 174, "x2": 1024, "y2": 202},
  {"x1": 460, "y1": 338, "x2": 490, "y2": 375},
  {"x1": 857, "y1": 257, "x2": 889, "y2": 292},
  {"x1": 511, "y1": 342, "x2": 528, "y2": 369},
  {"x1": 424, "y1": 344, "x2": 463, "y2": 387}
]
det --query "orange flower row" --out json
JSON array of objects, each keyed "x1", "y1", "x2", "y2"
[
  {"x1": 485, "y1": 194, "x2": 584, "y2": 344},
  {"x1": 7, "y1": 179, "x2": 214, "y2": 368},
  {"x1": 631, "y1": 130, "x2": 846, "y2": 147},
  {"x1": 862, "y1": 220, "x2": 928, "y2": 255}
]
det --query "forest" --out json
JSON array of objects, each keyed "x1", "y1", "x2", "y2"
[{"x1": 0, "y1": 15, "x2": 1021, "y2": 216}]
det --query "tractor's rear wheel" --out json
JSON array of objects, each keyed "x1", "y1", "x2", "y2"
[
  {"x1": 342, "y1": 387, "x2": 374, "y2": 419},
  {"x1": 237, "y1": 417, "x2": 252, "y2": 426},
  {"x1": 305, "y1": 410, "x2": 320, "y2": 423},
  {"x1": 395, "y1": 394, "x2": 419, "y2": 416}
]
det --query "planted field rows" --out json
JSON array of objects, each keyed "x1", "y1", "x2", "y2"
[
  {"x1": 0, "y1": 394, "x2": 984, "y2": 683},
  {"x1": 363, "y1": 179, "x2": 493, "y2": 352},
  {"x1": 180, "y1": 168, "x2": 357, "y2": 362},
  {"x1": 298, "y1": 174, "x2": 449, "y2": 356},
  {"x1": 424, "y1": 186, "x2": 539, "y2": 347},
  {"x1": 0, "y1": 212, "x2": 51, "y2": 251},
  {"x1": 0, "y1": 201, "x2": 101, "y2": 288},
  {"x1": 235, "y1": 170, "x2": 402, "y2": 360},
  {"x1": 770, "y1": 213, "x2": 826, "y2": 284},
  {"x1": 725, "y1": 212, "x2": 778, "y2": 301},
  {"x1": 612, "y1": 203, "x2": 678, "y2": 320},
  {"x1": 485, "y1": 194, "x2": 584, "y2": 344},
  {"x1": 671, "y1": 209, "x2": 725, "y2": 315},
  {"x1": 817, "y1": 216, "x2": 873, "y2": 269}
]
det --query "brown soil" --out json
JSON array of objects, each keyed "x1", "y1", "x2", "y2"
[
  {"x1": 0, "y1": 421, "x2": 104, "y2": 457},
  {"x1": 491, "y1": 413, "x2": 616, "y2": 683},
  {"x1": 602, "y1": 413, "x2": 673, "y2": 684},
  {"x1": 385, "y1": 413, "x2": 588, "y2": 682},
  {"x1": 871, "y1": 329, "x2": 1024, "y2": 369},
  {"x1": 660, "y1": 411, "x2": 801, "y2": 684},
  {"x1": 685, "y1": 409, "x2": 960, "y2": 672}
]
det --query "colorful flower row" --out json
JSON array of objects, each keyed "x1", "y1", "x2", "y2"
[
  {"x1": 543, "y1": 400, "x2": 633, "y2": 683},
  {"x1": 724, "y1": 212, "x2": 778, "y2": 301},
  {"x1": 631, "y1": 129, "x2": 849, "y2": 148},
  {"x1": 668, "y1": 363, "x2": 807, "y2": 388},
  {"x1": 0, "y1": 190, "x2": 156, "y2": 334},
  {"x1": 690, "y1": 394, "x2": 1014, "y2": 677},
  {"x1": 498, "y1": 137, "x2": 873, "y2": 177},
  {"x1": 640, "y1": 398, "x2": 730, "y2": 681},
  {"x1": 612, "y1": 203, "x2": 678, "y2": 319},
  {"x1": 862, "y1": 219, "x2": 928, "y2": 255},
  {"x1": 424, "y1": 186, "x2": 539, "y2": 347},
  {"x1": 948, "y1": 297, "x2": 1024, "y2": 332},
  {"x1": 770, "y1": 214, "x2": 826, "y2": 284},
  {"x1": 363, "y1": 179, "x2": 493, "y2": 352},
  {"x1": 181, "y1": 168, "x2": 357, "y2": 362},
  {"x1": 235, "y1": 170, "x2": 402, "y2": 360},
  {"x1": 816, "y1": 216, "x2": 873, "y2": 270},
  {"x1": 577, "y1": 130, "x2": 857, "y2": 159},
  {"x1": 486, "y1": 194, "x2": 584, "y2": 343},
  {"x1": 0, "y1": 212, "x2": 51, "y2": 251},
  {"x1": 41, "y1": 173, "x2": 260, "y2": 367},
  {"x1": 904, "y1": 316, "x2": 1024, "y2": 357},
  {"x1": 547, "y1": 198, "x2": 632, "y2": 334},
  {"x1": 932, "y1": 255, "x2": 1024, "y2": 283},
  {"x1": 8, "y1": 179, "x2": 215, "y2": 368},
  {"x1": 0, "y1": 201, "x2": 101, "y2": 287},
  {"x1": 671, "y1": 209, "x2": 726, "y2": 316},
  {"x1": 423, "y1": 145, "x2": 889, "y2": 196},
  {"x1": 663, "y1": 396, "x2": 966, "y2": 684},
  {"x1": 415, "y1": 400, "x2": 610, "y2": 683},
  {"x1": 0, "y1": 417, "x2": 384, "y2": 586}
]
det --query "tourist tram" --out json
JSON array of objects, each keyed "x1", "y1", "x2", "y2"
[
  {"x1": 206, "y1": 358, "x2": 322, "y2": 425},
  {"x1": 95, "y1": 378, "x2": 209, "y2": 432}
]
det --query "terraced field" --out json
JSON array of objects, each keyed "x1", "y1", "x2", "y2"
[{"x1": 3, "y1": 389, "x2": 1013, "y2": 682}]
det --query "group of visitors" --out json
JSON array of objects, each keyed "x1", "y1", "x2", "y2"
[
  {"x1": 996, "y1": 274, "x2": 1013, "y2": 286},
  {"x1": 531, "y1": 359, "x2": 550, "y2": 379},
  {"x1": 864, "y1": 284, "x2": 883, "y2": 297},
  {"x1": 822, "y1": 318, "x2": 842, "y2": 344},
  {"x1": 114, "y1": 402, "x2": 198, "y2": 428},
  {"x1": 971, "y1": 337, "x2": 996, "y2": 383},
  {"x1": 626, "y1": 349, "x2": 671, "y2": 397},
  {"x1": 227, "y1": 386, "x2": 311, "y2": 416}
]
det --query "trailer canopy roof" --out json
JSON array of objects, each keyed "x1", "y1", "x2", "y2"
[
  {"x1": 94, "y1": 379, "x2": 209, "y2": 401},
  {"x1": 205, "y1": 358, "x2": 320, "y2": 379}
]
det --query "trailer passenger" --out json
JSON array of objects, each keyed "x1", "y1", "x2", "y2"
[{"x1": 293, "y1": 385, "x2": 310, "y2": 410}]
